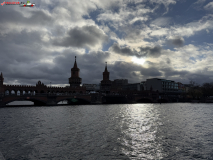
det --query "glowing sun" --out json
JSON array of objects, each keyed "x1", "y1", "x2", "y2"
[{"x1": 131, "y1": 57, "x2": 146, "y2": 65}]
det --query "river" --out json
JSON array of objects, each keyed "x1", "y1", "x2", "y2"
[{"x1": 0, "y1": 103, "x2": 213, "y2": 159}]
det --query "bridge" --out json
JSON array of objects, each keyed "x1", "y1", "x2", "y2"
[
  {"x1": 0, "y1": 92, "x2": 162, "y2": 106},
  {"x1": 0, "y1": 94, "x2": 92, "y2": 106}
]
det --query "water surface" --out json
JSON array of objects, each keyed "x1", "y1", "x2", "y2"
[{"x1": 0, "y1": 103, "x2": 213, "y2": 159}]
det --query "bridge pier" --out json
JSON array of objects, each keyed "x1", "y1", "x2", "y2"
[
  {"x1": 46, "y1": 95, "x2": 57, "y2": 106},
  {"x1": 0, "y1": 102, "x2": 6, "y2": 107},
  {"x1": 34, "y1": 101, "x2": 47, "y2": 106},
  {"x1": 0, "y1": 96, "x2": 6, "y2": 107}
]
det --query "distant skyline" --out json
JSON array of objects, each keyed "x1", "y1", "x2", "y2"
[{"x1": 1, "y1": 0, "x2": 213, "y2": 86}]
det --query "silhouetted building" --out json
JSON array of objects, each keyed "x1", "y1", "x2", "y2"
[
  {"x1": 100, "y1": 62, "x2": 111, "y2": 93},
  {"x1": 177, "y1": 82, "x2": 185, "y2": 92},
  {"x1": 69, "y1": 56, "x2": 82, "y2": 87},
  {"x1": 0, "y1": 72, "x2": 4, "y2": 95},
  {"x1": 146, "y1": 78, "x2": 178, "y2": 92},
  {"x1": 141, "y1": 81, "x2": 147, "y2": 90},
  {"x1": 122, "y1": 83, "x2": 143, "y2": 91}
]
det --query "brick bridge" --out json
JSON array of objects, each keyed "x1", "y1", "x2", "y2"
[{"x1": 0, "y1": 94, "x2": 91, "y2": 106}]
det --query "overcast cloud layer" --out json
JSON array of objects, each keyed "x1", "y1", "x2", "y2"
[{"x1": 1, "y1": 0, "x2": 213, "y2": 85}]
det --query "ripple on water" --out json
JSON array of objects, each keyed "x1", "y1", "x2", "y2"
[{"x1": 0, "y1": 104, "x2": 213, "y2": 159}]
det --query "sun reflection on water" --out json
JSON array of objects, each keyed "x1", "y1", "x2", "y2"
[{"x1": 119, "y1": 104, "x2": 164, "y2": 159}]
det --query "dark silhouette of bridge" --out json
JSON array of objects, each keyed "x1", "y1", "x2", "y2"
[
  {"x1": 0, "y1": 57, "x2": 161, "y2": 106},
  {"x1": 0, "y1": 93, "x2": 91, "y2": 106},
  {"x1": 0, "y1": 57, "x2": 91, "y2": 106}
]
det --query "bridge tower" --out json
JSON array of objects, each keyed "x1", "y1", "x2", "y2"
[
  {"x1": 69, "y1": 56, "x2": 82, "y2": 87},
  {"x1": 100, "y1": 62, "x2": 111, "y2": 93},
  {"x1": 0, "y1": 72, "x2": 4, "y2": 94},
  {"x1": 0, "y1": 72, "x2": 3, "y2": 86}
]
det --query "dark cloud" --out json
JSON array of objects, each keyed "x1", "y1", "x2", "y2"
[
  {"x1": 52, "y1": 26, "x2": 108, "y2": 49},
  {"x1": 140, "y1": 68, "x2": 163, "y2": 77},
  {"x1": 0, "y1": 30, "x2": 50, "y2": 65},
  {"x1": 3, "y1": 30, "x2": 42, "y2": 45},
  {"x1": 0, "y1": 9, "x2": 53, "y2": 27},
  {"x1": 160, "y1": 68, "x2": 189, "y2": 77},
  {"x1": 139, "y1": 46, "x2": 162, "y2": 58},
  {"x1": 109, "y1": 43, "x2": 162, "y2": 58},
  {"x1": 1, "y1": 48, "x2": 111, "y2": 85},
  {"x1": 109, "y1": 61, "x2": 162, "y2": 82},
  {"x1": 110, "y1": 43, "x2": 133, "y2": 55},
  {"x1": 167, "y1": 36, "x2": 185, "y2": 47}
]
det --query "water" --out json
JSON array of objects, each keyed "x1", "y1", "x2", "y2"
[{"x1": 0, "y1": 103, "x2": 213, "y2": 160}]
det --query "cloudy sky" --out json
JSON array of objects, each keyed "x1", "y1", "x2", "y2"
[{"x1": 1, "y1": 0, "x2": 213, "y2": 86}]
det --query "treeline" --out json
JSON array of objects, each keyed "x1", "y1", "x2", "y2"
[{"x1": 187, "y1": 81, "x2": 213, "y2": 99}]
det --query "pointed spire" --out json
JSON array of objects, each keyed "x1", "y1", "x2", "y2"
[
  {"x1": 104, "y1": 62, "x2": 108, "y2": 72},
  {"x1": 73, "y1": 56, "x2": 78, "y2": 68},
  {"x1": 0, "y1": 72, "x2": 2, "y2": 77}
]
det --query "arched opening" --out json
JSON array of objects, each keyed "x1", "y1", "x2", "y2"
[
  {"x1": 34, "y1": 90, "x2": 38, "y2": 95},
  {"x1": 11, "y1": 90, "x2": 16, "y2": 95},
  {"x1": 67, "y1": 98, "x2": 90, "y2": 105},
  {"x1": 7, "y1": 100, "x2": 34, "y2": 106},
  {"x1": 32, "y1": 91, "x2": 36, "y2": 95},
  {"x1": 17, "y1": 90, "x2": 21, "y2": 96},
  {"x1": 57, "y1": 100, "x2": 68, "y2": 104},
  {"x1": 5, "y1": 90, "x2": 9, "y2": 96}
]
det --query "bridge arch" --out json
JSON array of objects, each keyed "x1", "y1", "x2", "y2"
[
  {"x1": 5, "y1": 90, "x2": 9, "y2": 95},
  {"x1": 11, "y1": 90, "x2": 16, "y2": 95},
  {"x1": 4, "y1": 97, "x2": 47, "y2": 106},
  {"x1": 16, "y1": 90, "x2": 19, "y2": 94}
]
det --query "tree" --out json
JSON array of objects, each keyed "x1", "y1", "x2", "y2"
[
  {"x1": 188, "y1": 81, "x2": 203, "y2": 99},
  {"x1": 202, "y1": 82, "x2": 213, "y2": 97}
]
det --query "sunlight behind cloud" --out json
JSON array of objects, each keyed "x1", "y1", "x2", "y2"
[{"x1": 132, "y1": 57, "x2": 146, "y2": 65}]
